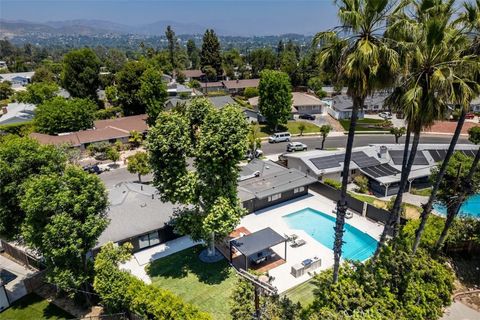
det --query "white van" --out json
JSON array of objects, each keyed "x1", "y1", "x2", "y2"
[{"x1": 268, "y1": 132, "x2": 291, "y2": 143}]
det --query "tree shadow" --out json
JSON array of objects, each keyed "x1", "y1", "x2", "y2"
[{"x1": 146, "y1": 245, "x2": 232, "y2": 285}]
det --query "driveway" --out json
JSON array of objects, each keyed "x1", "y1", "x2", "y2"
[
  {"x1": 0, "y1": 254, "x2": 37, "y2": 303},
  {"x1": 441, "y1": 301, "x2": 480, "y2": 320}
]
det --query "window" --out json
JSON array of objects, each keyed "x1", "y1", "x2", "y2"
[
  {"x1": 138, "y1": 231, "x2": 160, "y2": 249},
  {"x1": 268, "y1": 193, "x2": 282, "y2": 202},
  {"x1": 294, "y1": 186, "x2": 305, "y2": 194}
]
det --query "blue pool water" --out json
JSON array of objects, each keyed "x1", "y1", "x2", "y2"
[
  {"x1": 433, "y1": 194, "x2": 480, "y2": 218},
  {"x1": 283, "y1": 208, "x2": 378, "y2": 261}
]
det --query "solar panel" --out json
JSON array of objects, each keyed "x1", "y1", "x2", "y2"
[
  {"x1": 461, "y1": 150, "x2": 476, "y2": 158},
  {"x1": 361, "y1": 163, "x2": 401, "y2": 178},
  {"x1": 389, "y1": 150, "x2": 428, "y2": 165},
  {"x1": 310, "y1": 154, "x2": 344, "y2": 170},
  {"x1": 427, "y1": 149, "x2": 447, "y2": 162},
  {"x1": 351, "y1": 151, "x2": 381, "y2": 168}
]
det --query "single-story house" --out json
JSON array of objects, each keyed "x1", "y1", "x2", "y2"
[
  {"x1": 31, "y1": 114, "x2": 148, "y2": 150},
  {"x1": 321, "y1": 86, "x2": 348, "y2": 97},
  {"x1": 282, "y1": 144, "x2": 478, "y2": 197},
  {"x1": 0, "y1": 103, "x2": 36, "y2": 126},
  {"x1": 238, "y1": 159, "x2": 317, "y2": 213},
  {"x1": 470, "y1": 97, "x2": 480, "y2": 113},
  {"x1": 93, "y1": 159, "x2": 316, "y2": 253},
  {"x1": 0, "y1": 72, "x2": 34, "y2": 87},
  {"x1": 167, "y1": 82, "x2": 196, "y2": 97},
  {"x1": 248, "y1": 92, "x2": 327, "y2": 117},
  {"x1": 180, "y1": 69, "x2": 205, "y2": 82},
  {"x1": 223, "y1": 79, "x2": 260, "y2": 95},
  {"x1": 327, "y1": 93, "x2": 391, "y2": 120},
  {"x1": 201, "y1": 81, "x2": 225, "y2": 93}
]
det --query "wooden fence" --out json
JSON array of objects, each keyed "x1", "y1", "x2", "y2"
[{"x1": 0, "y1": 239, "x2": 45, "y2": 270}]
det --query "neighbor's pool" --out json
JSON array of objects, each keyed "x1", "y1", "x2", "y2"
[
  {"x1": 283, "y1": 208, "x2": 378, "y2": 261},
  {"x1": 433, "y1": 194, "x2": 480, "y2": 218}
]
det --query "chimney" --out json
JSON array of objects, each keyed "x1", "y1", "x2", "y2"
[
  {"x1": 236, "y1": 79, "x2": 239, "y2": 83},
  {"x1": 379, "y1": 146, "x2": 388, "y2": 159}
]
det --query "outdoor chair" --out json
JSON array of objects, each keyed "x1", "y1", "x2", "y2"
[
  {"x1": 284, "y1": 233, "x2": 298, "y2": 242},
  {"x1": 291, "y1": 238, "x2": 306, "y2": 247}
]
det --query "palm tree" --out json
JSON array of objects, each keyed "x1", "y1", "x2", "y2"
[
  {"x1": 374, "y1": 0, "x2": 480, "y2": 257},
  {"x1": 314, "y1": 0, "x2": 399, "y2": 282},
  {"x1": 319, "y1": 124, "x2": 332, "y2": 149},
  {"x1": 412, "y1": 1, "x2": 480, "y2": 254},
  {"x1": 434, "y1": 127, "x2": 480, "y2": 251}
]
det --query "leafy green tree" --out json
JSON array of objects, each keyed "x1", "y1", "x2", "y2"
[
  {"x1": 128, "y1": 130, "x2": 143, "y2": 149},
  {"x1": 0, "y1": 81, "x2": 13, "y2": 100},
  {"x1": 315, "y1": 0, "x2": 400, "y2": 281},
  {"x1": 104, "y1": 48, "x2": 127, "y2": 73},
  {"x1": 106, "y1": 147, "x2": 120, "y2": 164},
  {"x1": 31, "y1": 65, "x2": 56, "y2": 83},
  {"x1": 61, "y1": 48, "x2": 101, "y2": 101},
  {"x1": 319, "y1": 124, "x2": 332, "y2": 150},
  {"x1": 248, "y1": 48, "x2": 277, "y2": 78},
  {"x1": 165, "y1": 25, "x2": 177, "y2": 69},
  {"x1": 354, "y1": 175, "x2": 369, "y2": 194},
  {"x1": 35, "y1": 97, "x2": 96, "y2": 134},
  {"x1": 137, "y1": 68, "x2": 168, "y2": 126},
  {"x1": 390, "y1": 127, "x2": 406, "y2": 144},
  {"x1": 247, "y1": 123, "x2": 262, "y2": 154},
  {"x1": 115, "y1": 60, "x2": 148, "y2": 115},
  {"x1": 21, "y1": 165, "x2": 108, "y2": 299},
  {"x1": 298, "y1": 123, "x2": 306, "y2": 136},
  {"x1": 279, "y1": 50, "x2": 299, "y2": 86},
  {"x1": 200, "y1": 29, "x2": 222, "y2": 77},
  {"x1": 0, "y1": 136, "x2": 66, "y2": 238},
  {"x1": 127, "y1": 152, "x2": 151, "y2": 183},
  {"x1": 16, "y1": 81, "x2": 59, "y2": 105},
  {"x1": 105, "y1": 85, "x2": 118, "y2": 106},
  {"x1": 203, "y1": 65, "x2": 217, "y2": 82},
  {"x1": 435, "y1": 128, "x2": 480, "y2": 250},
  {"x1": 186, "y1": 39, "x2": 200, "y2": 69},
  {"x1": 243, "y1": 87, "x2": 259, "y2": 99},
  {"x1": 147, "y1": 99, "x2": 249, "y2": 256},
  {"x1": 258, "y1": 70, "x2": 292, "y2": 131}
]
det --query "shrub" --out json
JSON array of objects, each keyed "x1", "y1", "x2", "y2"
[
  {"x1": 243, "y1": 87, "x2": 259, "y2": 99},
  {"x1": 94, "y1": 107, "x2": 122, "y2": 120},
  {"x1": 323, "y1": 178, "x2": 341, "y2": 190},
  {"x1": 87, "y1": 141, "x2": 110, "y2": 159},
  {"x1": 0, "y1": 121, "x2": 34, "y2": 136},
  {"x1": 354, "y1": 175, "x2": 369, "y2": 193}
]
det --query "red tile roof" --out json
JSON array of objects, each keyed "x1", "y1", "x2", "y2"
[
  {"x1": 182, "y1": 70, "x2": 205, "y2": 78},
  {"x1": 223, "y1": 79, "x2": 260, "y2": 90}
]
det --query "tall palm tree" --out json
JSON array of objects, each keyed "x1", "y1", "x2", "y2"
[
  {"x1": 412, "y1": 0, "x2": 480, "y2": 253},
  {"x1": 374, "y1": 0, "x2": 479, "y2": 257},
  {"x1": 434, "y1": 127, "x2": 480, "y2": 251},
  {"x1": 314, "y1": 0, "x2": 399, "y2": 282}
]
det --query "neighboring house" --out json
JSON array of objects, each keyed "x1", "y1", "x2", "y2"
[
  {"x1": 0, "y1": 72, "x2": 34, "y2": 88},
  {"x1": 321, "y1": 86, "x2": 348, "y2": 97},
  {"x1": 167, "y1": 82, "x2": 195, "y2": 97},
  {"x1": 0, "y1": 103, "x2": 36, "y2": 126},
  {"x1": 238, "y1": 159, "x2": 317, "y2": 213},
  {"x1": 327, "y1": 95, "x2": 366, "y2": 120},
  {"x1": 248, "y1": 92, "x2": 327, "y2": 117},
  {"x1": 282, "y1": 144, "x2": 478, "y2": 197},
  {"x1": 223, "y1": 79, "x2": 260, "y2": 95},
  {"x1": 201, "y1": 81, "x2": 225, "y2": 93},
  {"x1": 30, "y1": 114, "x2": 148, "y2": 150},
  {"x1": 93, "y1": 160, "x2": 316, "y2": 253},
  {"x1": 0, "y1": 61, "x2": 7, "y2": 69},
  {"x1": 181, "y1": 69, "x2": 205, "y2": 82},
  {"x1": 93, "y1": 182, "x2": 180, "y2": 254},
  {"x1": 470, "y1": 97, "x2": 480, "y2": 113},
  {"x1": 207, "y1": 95, "x2": 236, "y2": 109}
]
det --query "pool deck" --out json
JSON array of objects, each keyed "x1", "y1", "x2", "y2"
[{"x1": 239, "y1": 190, "x2": 384, "y2": 293}]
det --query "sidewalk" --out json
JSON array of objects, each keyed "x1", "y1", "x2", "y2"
[{"x1": 441, "y1": 301, "x2": 480, "y2": 320}]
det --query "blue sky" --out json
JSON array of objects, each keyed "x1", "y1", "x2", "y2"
[{"x1": 1, "y1": 1, "x2": 339, "y2": 35}]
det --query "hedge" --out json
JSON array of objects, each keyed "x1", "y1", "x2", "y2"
[{"x1": 0, "y1": 121, "x2": 34, "y2": 136}]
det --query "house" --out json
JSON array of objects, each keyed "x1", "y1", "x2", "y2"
[
  {"x1": 0, "y1": 72, "x2": 34, "y2": 88},
  {"x1": 30, "y1": 114, "x2": 148, "y2": 150},
  {"x1": 93, "y1": 160, "x2": 316, "y2": 253},
  {"x1": 470, "y1": 97, "x2": 480, "y2": 113},
  {"x1": 248, "y1": 92, "x2": 327, "y2": 117},
  {"x1": 321, "y1": 86, "x2": 348, "y2": 97},
  {"x1": 167, "y1": 82, "x2": 195, "y2": 97},
  {"x1": 93, "y1": 183, "x2": 180, "y2": 253},
  {"x1": 223, "y1": 79, "x2": 260, "y2": 95},
  {"x1": 327, "y1": 95, "x2": 366, "y2": 120},
  {"x1": 0, "y1": 103, "x2": 36, "y2": 126},
  {"x1": 181, "y1": 69, "x2": 205, "y2": 82},
  {"x1": 282, "y1": 144, "x2": 478, "y2": 197},
  {"x1": 238, "y1": 159, "x2": 317, "y2": 213},
  {"x1": 201, "y1": 81, "x2": 226, "y2": 93},
  {"x1": 0, "y1": 61, "x2": 7, "y2": 69}
]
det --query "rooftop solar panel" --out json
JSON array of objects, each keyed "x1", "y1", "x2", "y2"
[
  {"x1": 310, "y1": 154, "x2": 344, "y2": 170},
  {"x1": 389, "y1": 150, "x2": 428, "y2": 165},
  {"x1": 361, "y1": 163, "x2": 401, "y2": 179},
  {"x1": 351, "y1": 151, "x2": 381, "y2": 168}
]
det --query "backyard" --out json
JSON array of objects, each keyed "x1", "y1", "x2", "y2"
[
  {"x1": 146, "y1": 245, "x2": 237, "y2": 320},
  {"x1": 0, "y1": 293, "x2": 72, "y2": 320},
  {"x1": 284, "y1": 280, "x2": 316, "y2": 307},
  {"x1": 258, "y1": 121, "x2": 320, "y2": 137},
  {"x1": 339, "y1": 118, "x2": 391, "y2": 132}
]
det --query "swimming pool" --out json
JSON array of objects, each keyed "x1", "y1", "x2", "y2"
[
  {"x1": 433, "y1": 194, "x2": 480, "y2": 218},
  {"x1": 283, "y1": 208, "x2": 378, "y2": 261}
]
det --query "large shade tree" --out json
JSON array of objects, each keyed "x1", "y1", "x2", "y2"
[
  {"x1": 375, "y1": 0, "x2": 480, "y2": 257},
  {"x1": 147, "y1": 98, "x2": 249, "y2": 256},
  {"x1": 61, "y1": 48, "x2": 101, "y2": 101},
  {"x1": 258, "y1": 69, "x2": 292, "y2": 131},
  {"x1": 200, "y1": 29, "x2": 222, "y2": 78},
  {"x1": 314, "y1": 0, "x2": 399, "y2": 282}
]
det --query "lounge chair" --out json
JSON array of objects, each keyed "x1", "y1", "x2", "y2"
[
  {"x1": 291, "y1": 238, "x2": 306, "y2": 247},
  {"x1": 284, "y1": 233, "x2": 298, "y2": 242}
]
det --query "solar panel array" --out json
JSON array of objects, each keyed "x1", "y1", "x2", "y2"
[
  {"x1": 427, "y1": 149, "x2": 477, "y2": 163},
  {"x1": 389, "y1": 150, "x2": 429, "y2": 165},
  {"x1": 310, "y1": 151, "x2": 380, "y2": 170},
  {"x1": 361, "y1": 163, "x2": 401, "y2": 178},
  {"x1": 351, "y1": 151, "x2": 381, "y2": 168}
]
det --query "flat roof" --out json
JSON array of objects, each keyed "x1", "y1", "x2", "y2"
[{"x1": 230, "y1": 227, "x2": 286, "y2": 257}]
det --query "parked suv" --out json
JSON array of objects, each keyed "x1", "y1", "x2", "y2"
[
  {"x1": 268, "y1": 132, "x2": 291, "y2": 143},
  {"x1": 287, "y1": 142, "x2": 307, "y2": 152},
  {"x1": 378, "y1": 112, "x2": 392, "y2": 119}
]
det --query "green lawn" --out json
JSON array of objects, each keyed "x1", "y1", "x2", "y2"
[
  {"x1": 0, "y1": 293, "x2": 72, "y2": 320},
  {"x1": 339, "y1": 118, "x2": 391, "y2": 131},
  {"x1": 284, "y1": 280, "x2": 316, "y2": 307},
  {"x1": 348, "y1": 192, "x2": 377, "y2": 205},
  {"x1": 258, "y1": 121, "x2": 320, "y2": 137},
  {"x1": 410, "y1": 188, "x2": 432, "y2": 197},
  {"x1": 146, "y1": 245, "x2": 237, "y2": 320}
]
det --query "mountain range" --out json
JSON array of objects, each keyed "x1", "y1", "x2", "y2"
[{"x1": 0, "y1": 19, "x2": 231, "y2": 37}]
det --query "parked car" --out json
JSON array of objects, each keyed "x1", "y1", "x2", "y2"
[
  {"x1": 83, "y1": 164, "x2": 109, "y2": 174},
  {"x1": 299, "y1": 114, "x2": 316, "y2": 120},
  {"x1": 246, "y1": 149, "x2": 263, "y2": 160},
  {"x1": 268, "y1": 132, "x2": 291, "y2": 143},
  {"x1": 378, "y1": 112, "x2": 392, "y2": 119},
  {"x1": 287, "y1": 142, "x2": 308, "y2": 152},
  {"x1": 465, "y1": 112, "x2": 475, "y2": 119}
]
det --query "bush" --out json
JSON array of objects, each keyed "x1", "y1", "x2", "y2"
[
  {"x1": 323, "y1": 178, "x2": 341, "y2": 190},
  {"x1": 0, "y1": 121, "x2": 34, "y2": 136},
  {"x1": 354, "y1": 175, "x2": 369, "y2": 193},
  {"x1": 243, "y1": 87, "x2": 259, "y2": 99},
  {"x1": 87, "y1": 141, "x2": 111, "y2": 159},
  {"x1": 94, "y1": 243, "x2": 211, "y2": 320},
  {"x1": 94, "y1": 107, "x2": 122, "y2": 120}
]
